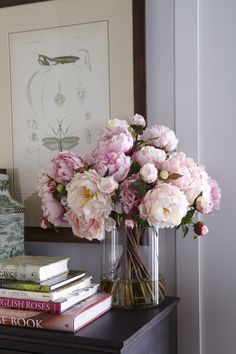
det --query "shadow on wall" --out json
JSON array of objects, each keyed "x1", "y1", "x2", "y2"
[{"x1": 24, "y1": 242, "x2": 102, "y2": 283}]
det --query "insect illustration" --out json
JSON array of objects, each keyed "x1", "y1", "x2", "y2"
[
  {"x1": 38, "y1": 54, "x2": 80, "y2": 66},
  {"x1": 42, "y1": 119, "x2": 80, "y2": 152}
]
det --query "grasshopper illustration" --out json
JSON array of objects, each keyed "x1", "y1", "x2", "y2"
[{"x1": 38, "y1": 54, "x2": 80, "y2": 66}]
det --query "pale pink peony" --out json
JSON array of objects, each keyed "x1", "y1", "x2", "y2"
[
  {"x1": 105, "y1": 118, "x2": 129, "y2": 130},
  {"x1": 133, "y1": 146, "x2": 166, "y2": 169},
  {"x1": 142, "y1": 124, "x2": 178, "y2": 152},
  {"x1": 65, "y1": 211, "x2": 105, "y2": 240},
  {"x1": 41, "y1": 192, "x2": 65, "y2": 226},
  {"x1": 50, "y1": 151, "x2": 85, "y2": 184},
  {"x1": 96, "y1": 126, "x2": 133, "y2": 155},
  {"x1": 130, "y1": 114, "x2": 146, "y2": 127},
  {"x1": 96, "y1": 152, "x2": 131, "y2": 182},
  {"x1": 209, "y1": 178, "x2": 221, "y2": 211},
  {"x1": 162, "y1": 152, "x2": 206, "y2": 204},
  {"x1": 195, "y1": 177, "x2": 221, "y2": 214},
  {"x1": 66, "y1": 169, "x2": 113, "y2": 220},
  {"x1": 139, "y1": 183, "x2": 189, "y2": 228},
  {"x1": 120, "y1": 174, "x2": 141, "y2": 214},
  {"x1": 36, "y1": 170, "x2": 50, "y2": 197},
  {"x1": 140, "y1": 163, "x2": 158, "y2": 184},
  {"x1": 99, "y1": 176, "x2": 119, "y2": 194}
]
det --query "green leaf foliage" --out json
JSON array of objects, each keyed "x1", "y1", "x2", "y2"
[
  {"x1": 132, "y1": 180, "x2": 149, "y2": 198},
  {"x1": 110, "y1": 211, "x2": 123, "y2": 228},
  {"x1": 111, "y1": 189, "x2": 120, "y2": 204},
  {"x1": 168, "y1": 173, "x2": 183, "y2": 180},
  {"x1": 139, "y1": 218, "x2": 150, "y2": 228},
  {"x1": 128, "y1": 161, "x2": 141, "y2": 176},
  {"x1": 130, "y1": 124, "x2": 144, "y2": 135},
  {"x1": 179, "y1": 208, "x2": 195, "y2": 227}
]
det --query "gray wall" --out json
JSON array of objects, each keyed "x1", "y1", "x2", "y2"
[{"x1": 199, "y1": 1, "x2": 236, "y2": 353}]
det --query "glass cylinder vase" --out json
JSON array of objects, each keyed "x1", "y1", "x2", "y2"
[{"x1": 100, "y1": 226, "x2": 166, "y2": 309}]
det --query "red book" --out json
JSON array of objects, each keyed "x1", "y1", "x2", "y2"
[
  {"x1": 0, "y1": 293, "x2": 112, "y2": 332},
  {"x1": 0, "y1": 284, "x2": 99, "y2": 314}
]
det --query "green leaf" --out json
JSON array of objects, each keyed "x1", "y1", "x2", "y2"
[
  {"x1": 132, "y1": 180, "x2": 148, "y2": 198},
  {"x1": 110, "y1": 211, "x2": 123, "y2": 228},
  {"x1": 182, "y1": 225, "x2": 189, "y2": 237},
  {"x1": 52, "y1": 191, "x2": 61, "y2": 201},
  {"x1": 168, "y1": 173, "x2": 183, "y2": 180},
  {"x1": 139, "y1": 218, "x2": 150, "y2": 228},
  {"x1": 130, "y1": 124, "x2": 144, "y2": 135},
  {"x1": 128, "y1": 161, "x2": 141, "y2": 176},
  {"x1": 179, "y1": 208, "x2": 195, "y2": 226},
  {"x1": 111, "y1": 189, "x2": 120, "y2": 204}
]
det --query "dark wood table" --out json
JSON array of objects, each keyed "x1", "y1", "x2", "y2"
[{"x1": 0, "y1": 296, "x2": 179, "y2": 354}]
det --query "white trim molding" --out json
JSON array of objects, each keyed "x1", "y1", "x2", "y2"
[{"x1": 175, "y1": 0, "x2": 201, "y2": 353}]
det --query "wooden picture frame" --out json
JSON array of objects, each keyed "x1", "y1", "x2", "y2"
[{"x1": 0, "y1": 0, "x2": 146, "y2": 243}]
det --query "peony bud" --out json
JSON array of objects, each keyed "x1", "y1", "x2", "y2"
[
  {"x1": 130, "y1": 114, "x2": 146, "y2": 127},
  {"x1": 160, "y1": 170, "x2": 169, "y2": 180},
  {"x1": 194, "y1": 221, "x2": 209, "y2": 236},
  {"x1": 140, "y1": 163, "x2": 158, "y2": 184},
  {"x1": 56, "y1": 183, "x2": 65, "y2": 193},
  {"x1": 41, "y1": 217, "x2": 49, "y2": 229},
  {"x1": 47, "y1": 179, "x2": 56, "y2": 192}
]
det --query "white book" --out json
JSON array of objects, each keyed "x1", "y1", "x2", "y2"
[
  {"x1": 0, "y1": 276, "x2": 92, "y2": 301},
  {"x1": 54, "y1": 283, "x2": 99, "y2": 313},
  {"x1": 0, "y1": 255, "x2": 69, "y2": 282}
]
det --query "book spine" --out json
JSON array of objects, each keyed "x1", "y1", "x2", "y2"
[
  {"x1": 0, "y1": 277, "x2": 92, "y2": 301},
  {"x1": 0, "y1": 281, "x2": 50, "y2": 292},
  {"x1": 0, "y1": 297, "x2": 54, "y2": 312},
  {"x1": 0, "y1": 288, "x2": 52, "y2": 301},
  {"x1": 0, "y1": 264, "x2": 40, "y2": 282},
  {"x1": 0, "y1": 309, "x2": 74, "y2": 331}
]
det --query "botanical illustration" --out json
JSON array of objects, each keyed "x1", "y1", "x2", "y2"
[{"x1": 8, "y1": 21, "x2": 110, "y2": 224}]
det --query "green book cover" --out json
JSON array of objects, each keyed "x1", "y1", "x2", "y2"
[{"x1": 0, "y1": 270, "x2": 85, "y2": 292}]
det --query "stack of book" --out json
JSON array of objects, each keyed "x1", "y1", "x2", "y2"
[{"x1": 0, "y1": 255, "x2": 112, "y2": 332}]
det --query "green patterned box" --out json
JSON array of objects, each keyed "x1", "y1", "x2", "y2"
[{"x1": 0, "y1": 173, "x2": 24, "y2": 259}]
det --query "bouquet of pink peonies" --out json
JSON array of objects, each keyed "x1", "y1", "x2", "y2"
[{"x1": 36, "y1": 115, "x2": 221, "y2": 241}]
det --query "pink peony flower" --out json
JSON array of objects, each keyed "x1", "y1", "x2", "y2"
[
  {"x1": 194, "y1": 221, "x2": 209, "y2": 236},
  {"x1": 105, "y1": 118, "x2": 129, "y2": 130},
  {"x1": 120, "y1": 174, "x2": 141, "y2": 214},
  {"x1": 133, "y1": 146, "x2": 166, "y2": 168},
  {"x1": 65, "y1": 211, "x2": 105, "y2": 240},
  {"x1": 162, "y1": 152, "x2": 206, "y2": 204},
  {"x1": 66, "y1": 169, "x2": 113, "y2": 219},
  {"x1": 130, "y1": 114, "x2": 146, "y2": 127},
  {"x1": 142, "y1": 124, "x2": 178, "y2": 152},
  {"x1": 96, "y1": 152, "x2": 131, "y2": 182},
  {"x1": 50, "y1": 151, "x2": 85, "y2": 184},
  {"x1": 99, "y1": 176, "x2": 119, "y2": 194},
  {"x1": 96, "y1": 126, "x2": 133, "y2": 155},
  {"x1": 195, "y1": 177, "x2": 221, "y2": 214},
  {"x1": 209, "y1": 178, "x2": 221, "y2": 211},
  {"x1": 41, "y1": 192, "x2": 65, "y2": 226},
  {"x1": 140, "y1": 163, "x2": 158, "y2": 183},
  {"x1": 36, "y1": 170, "x2": 50, "y2": 197},
  {"x1": 139, "y1": 183, "x2": 189, "y2": 228}
]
